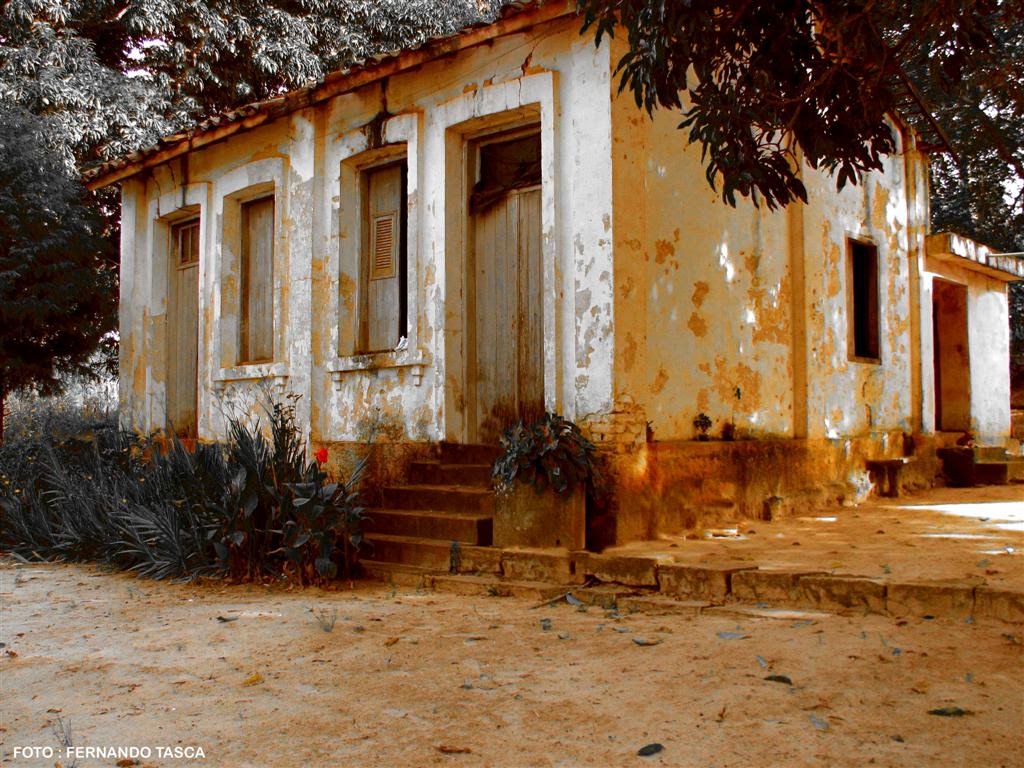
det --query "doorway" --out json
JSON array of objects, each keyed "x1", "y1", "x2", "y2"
[
  {"x1": 167, "y1": 217, "x2": 200, "y2": 438},
  {"x1": 467, "y1": 129, "x2": 544, "y2": 443},
  {"x1": 932, "y1": 279, "x2": 970, "y2": 432}
]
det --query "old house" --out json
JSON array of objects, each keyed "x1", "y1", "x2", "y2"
[{"x1": 87, "y1": 0, "x2": 1022, "y2": 555}]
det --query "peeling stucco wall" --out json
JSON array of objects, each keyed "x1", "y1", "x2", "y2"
[
  {"x1": 117, "y1": 16, "x2": 614, "y2": 448},
  {"x1": 602, "y1": 44, "x2": 922, "y2": 447}
]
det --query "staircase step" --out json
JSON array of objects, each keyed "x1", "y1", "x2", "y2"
[
  {"x1": 973, "y1": 461, "x2": 1010, "y2": 486},
  {"x1": 430, "y1": 574, "x2": 570, "y2": 600},
  {"x1": 381, "y1": 484, "x2": 495, "y2": 513},
  {"x1": 439, "y1": 442, "x2": 501, "y2": 465},
  {"x1": 359, "y1": 560, "x2": 434, "y2": 588},
  {"x1": 972, "y1": 446, "x2": 1011, "y2": 462},
  {"x1": 363, "y1": 534, "x2": 502, "y2": 573},
  {"x1": 407, "y1": 460, "x2": 492, "y2": 487},
  {"x1": 363, "y1": 508, "x2": 493, "y2": 545}
]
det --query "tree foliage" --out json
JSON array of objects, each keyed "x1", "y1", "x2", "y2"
[
  {"x1": 0, "y1": 105, "x2": 115, "y2": 439},
  {"x1": 579, "y1": 0, "x2": 1024, "y2": 379},
  {"x1": 0, "y1": 0, "x2": 493, "y2": 422},
  {"x1": 578, "y1": 0, "x2": 1022, "y2": 212},
  {"x1": 1, "y1": 0, "x2": 492, "y2": 166}
]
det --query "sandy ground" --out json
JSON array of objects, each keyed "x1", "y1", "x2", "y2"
[{"x1": 1, "y1": 559, "x2": 1022, "y2": 768}]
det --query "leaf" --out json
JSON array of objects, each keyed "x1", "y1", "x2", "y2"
[
  {"x1": 242, "y1": 672, "x2": 264, "y2": 686},
  {"x1": 637, "y1": 743, "x2": 664, "y2": 757},
  {"x1": 928, "y1": 707, "x2": 972, "y2": 717}
]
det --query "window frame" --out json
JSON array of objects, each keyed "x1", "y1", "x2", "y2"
[
  {"x1": 846, "y1": 236, "x2": 881, "y2": 364},
  {"x1": 237, "y1": 194, "x2": 276, "y2": 365},
  {"x1": 356, "y1": 155, "x2": 409, "y2": 354}
]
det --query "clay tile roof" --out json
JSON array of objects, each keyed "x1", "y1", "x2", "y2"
[{"x1": 84, "y1": 0, "x2": 574, "y2": 188}]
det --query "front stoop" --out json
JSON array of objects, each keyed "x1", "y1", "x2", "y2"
[
  {"x1": 938, "y1": 446, "x2": 1024, "y2": 487},
  {"x1": 359, "y1": 442, "x2": 1021, "y2": 624},
  {"x1": 362, "y1": 442, "x2": 499, "y2": 571},
  {"x1": 361, "y1": 554, "x2": 1024, "y2": 624}
]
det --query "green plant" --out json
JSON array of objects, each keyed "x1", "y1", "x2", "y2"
[
  {"x1": 693, "y1": 412, "x2": 712, "y2": 440},
  {"x1": 0, "y1": 395, "x2": 369, "y2": 585},
  {"x1": 492, "y1": 412, "x2": 600, "y2": 496}
]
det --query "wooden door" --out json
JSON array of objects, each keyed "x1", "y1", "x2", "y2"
[
  {"x1": 471, "y1": 185, "x2": 544, "y2": 443},
  {"x1": 168, "y1": 219, "x2": 200, "y2": 437},
  {"x1": 932, "y1": 280, "x2": 971, "y2": 431}
]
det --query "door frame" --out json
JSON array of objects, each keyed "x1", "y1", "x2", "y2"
[
  {"x1": 166, "y1": 211, "x2": 202, "y2": 438},
  {"x1": 441, "y1": 87, "x2": 560, "y2": 444},
  {"x1": 465, "y1": 126, "x2": 544, "y2": 443},
  {"x1": 931, "y1": 277, "x2": 972, "y2": 432}
]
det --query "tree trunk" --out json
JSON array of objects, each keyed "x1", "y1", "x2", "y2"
[{"x1": 0, "y1": 388, "x2": 5, "y2": 444}]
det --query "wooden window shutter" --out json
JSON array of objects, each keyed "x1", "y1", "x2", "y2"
[
  {"x1": 361, "y1": 161, "x2": 406, "y2": 352},
  {"x1": 369, "y1": 212, "x2": 398, "y2": 280},
  {"x1": 240, "y1": 196, "x2": 275, "y2": 363}
]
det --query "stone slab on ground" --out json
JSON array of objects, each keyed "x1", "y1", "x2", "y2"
[
  {"x1": 974, "y1": 586, "x2": 1024, "y2": 623},
  {"x1": 618, "y1": 595, "x2": 708, "y2": 616},
  {"x1": 501, "y1": 548, "x2": 579, "y2": 583},
  {"x1": 798, "y1": 575, "x2": 888, "y2": 614},
  {"x1": 731, "y1": 569, "x2": 825, "y2": 604},
  {"x1": 657, "y1": 563, "x2": 756, "y2": 603},
  {"x1": 430, "y1": 574, "x2": 568, "y2": 601},
  {"x1": 575, "y1": 553, "x2": 662, "y2": 587},
  {"x1": 886, "y1": 580, "x2": 978, "y2": 619}
]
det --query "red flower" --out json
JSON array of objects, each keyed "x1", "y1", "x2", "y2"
[{"x1": 314, "y1": 447, "x2": 329, "y2": 465}]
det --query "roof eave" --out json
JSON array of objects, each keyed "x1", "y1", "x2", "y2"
[
  {"x1": 85, "y1": 0, "x2": 577, "y2": 190},
  {"x1": 926, "y1": 232, "x2": 1024, "y2": 282}
]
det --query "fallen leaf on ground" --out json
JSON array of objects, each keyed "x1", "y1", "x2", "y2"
[
  {"x1": 216, "y1": 616, "x2": 237, "y2": 623},
  {"x1": 632, "y1": 637, "x2": 662, "y2": 647},
  {"x1": 638, "y1": 743, "x2": 664, "y2": 757},
  {"x1": 929, "y1": 706, "x2": 972, "y2": 717},
  {"x1": 384, "y1": 637, "x2": 399, "y2": 647},
  {"x1": 242, "y1": 673, "x2": 264, "y2": 686},
  {"x1": 437, "y1": 745, "x2": 472, "y2": 754},
  {"x1": 717, "y1": 631, "x2": 749, "y2": 640},
  {"x1": 809, "y1": 714, "x2": 829, "y2": 732},
  {"x1": 765, "y1": 675, "x2": 793, "y2": 685}
]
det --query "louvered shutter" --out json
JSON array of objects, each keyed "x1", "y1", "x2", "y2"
[{"x1": 363, "y1": 163, "x2": 405, "y2": 351}]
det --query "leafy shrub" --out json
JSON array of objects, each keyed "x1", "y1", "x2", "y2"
[
  {"x1": 0, "y1": 397, "x2": 367, "y2": 584},
  {"x1": 492, "y1": 412, "x2": 601, "y2": 495}
]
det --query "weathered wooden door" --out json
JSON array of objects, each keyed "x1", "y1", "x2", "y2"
[
  {"x1": 470, "y1": 131, "x2": 544, "y2": 443},
  {"x1": 168, "y1": 218, "x2": 200, "y2": 437},
  {"x1": 932, "y1": 279, "x2": 971, "y2": 431}
]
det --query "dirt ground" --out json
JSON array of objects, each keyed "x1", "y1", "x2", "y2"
[{"x1": 2, "y1": 557, "x2": 1022, "y2": 768}]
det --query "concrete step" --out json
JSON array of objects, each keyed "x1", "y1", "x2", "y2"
[
  {"x1": 430, "y1": 574, "x2": 569, "y2": 600},
  {"x1": 973, "y1": 461, "x2": 1010, "y2": 486},
  {"x1": 363, "y1": 534, "x2": 502, "y2": 574},
  {"x1": 362, "y1": 508, "x2": 493, "y2": 546},
  {"x1": 972, "y1": 445, "x2": 1011, "y2": 461},
  {"x1": 380, "y1": 483, "x2": 495, "y2": 513},
  {"x1": 407, "y1": 460, "x2": 492, "y2": 487},
  {"x1": 359, "y1": 560, "x2": 434, "y2": 588},
  {"x1": 439, "y1": 441, "x2": 501, "y2": 465}
]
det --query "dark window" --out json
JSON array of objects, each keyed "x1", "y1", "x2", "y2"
[
  {"x1": 848, "y1": 238, "x2": 880, "y2": 361},
  {"x1": 172, "y1": 218, "x2": 200, "y2": 267},
  {"x1": 470, "y1": 131, "x2": 541, "y2": 214}
]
